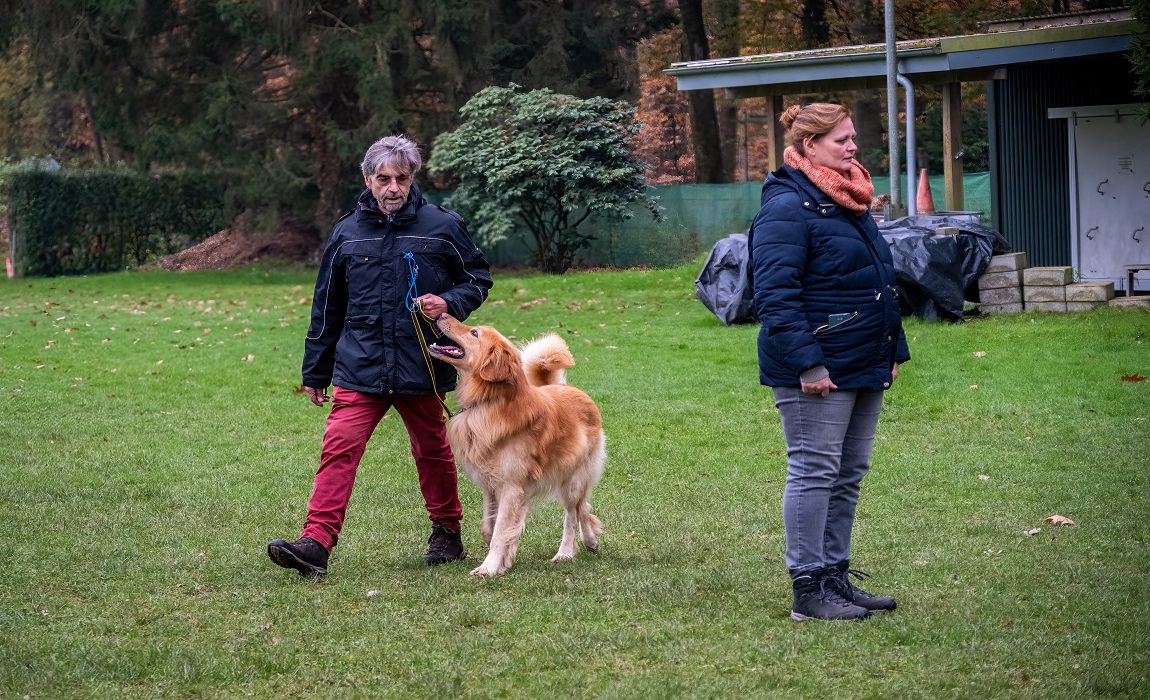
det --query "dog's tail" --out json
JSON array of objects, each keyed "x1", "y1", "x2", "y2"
[{"x1": 520, "y1": 333, "x2": 575, "y2": 386}]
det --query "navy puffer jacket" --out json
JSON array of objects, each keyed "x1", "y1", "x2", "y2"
[
  {"x1": 749, "y1": 165, "x2": 910, "y2": 390},
  {"x1": 303, "y1": 184, "x2": 492, "y2": 395}
]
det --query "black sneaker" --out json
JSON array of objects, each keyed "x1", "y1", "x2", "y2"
[
  {"x1": 791, "y1": 567, "x2": 871, "y2": 621},
  {"x1": 829, "y1": 561, "x2": 897, "y2": 613},
  {"x1": 423, "y1": 523, "x2": 466, "y2": 566},
  {"x1": 268, "y1": 537, "x2": 329, "y2": 576}
]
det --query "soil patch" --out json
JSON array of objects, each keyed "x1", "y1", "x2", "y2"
[{"x1": 153, "y1": 216, "x2": 321, "y2": 272}]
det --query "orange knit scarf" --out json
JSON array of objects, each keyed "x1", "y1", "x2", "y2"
[{"x1": 783, "y1": 146, "x2": 874, "y2": 213}]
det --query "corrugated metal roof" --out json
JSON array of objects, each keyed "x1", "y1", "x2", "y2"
[{"x1": 666, "y1": 18, "x2": 1141, "y2": 94}]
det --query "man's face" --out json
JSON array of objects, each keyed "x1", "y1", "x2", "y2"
[{"x1": 365, "y1": 163, "x2": 413, "y2": 214}]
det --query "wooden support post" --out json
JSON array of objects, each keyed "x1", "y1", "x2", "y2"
[
  {"x1": 766, "y1": 95, "x2": 785, "y2": 172},
  {"x1": 942, "y1": 81, "x2": 964, "y2": 211}
]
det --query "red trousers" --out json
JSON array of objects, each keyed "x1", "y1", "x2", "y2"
[{"x1": 299, "y1": 387, "x2": 463, "y2": 550}]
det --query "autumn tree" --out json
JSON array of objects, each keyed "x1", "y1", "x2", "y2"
[
  {"x1": 635, "y1": 31, "x2": 696, "y2": 184},
  {"x1": 429, "y1": 85, "x2": 661, "y2": 274}
]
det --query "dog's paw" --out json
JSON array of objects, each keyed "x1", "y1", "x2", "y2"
[
  {"x1": 551, "y1": 552, "x2": 575, "y2": 563},
  {"x1": 470, "y1": 563, "x2": 503, "y2": 576}
]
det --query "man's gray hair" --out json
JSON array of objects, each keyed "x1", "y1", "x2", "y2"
[{"x1": 360, "y1": 135, "x2": 422, "y2": 177}]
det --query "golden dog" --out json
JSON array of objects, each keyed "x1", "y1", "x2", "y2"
[{"x1": 429, "y1": 315, "x2": 605, "y2": 576}]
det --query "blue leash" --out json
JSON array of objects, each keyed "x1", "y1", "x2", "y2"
[
  {"x1": 403, "y1": 252, "x2": 420, "y2": 312},
  {"x1": 403, "y1": 252, "x2": 454, "y2": 418}
]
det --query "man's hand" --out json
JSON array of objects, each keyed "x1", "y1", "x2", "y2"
[
  {"x1": 415, "y1": 294, "x2": 448, "y2": 320},
  {"x1": 305, "y1": 386, "x2": 330, "y2": 407}
]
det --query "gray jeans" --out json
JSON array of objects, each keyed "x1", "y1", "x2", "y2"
[{"x1": 772, "y1": 386, "x2": 884, "y2": 575}]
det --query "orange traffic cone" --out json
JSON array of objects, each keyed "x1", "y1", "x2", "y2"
[
  {"x1": 5, "y1": 257, "x2": 13, "y2": 279},
  {"x1": 916, "y1": 168, "x2": 936, "y2": 215}
]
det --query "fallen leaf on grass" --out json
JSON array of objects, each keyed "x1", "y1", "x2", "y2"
[
  {"x1": 241, "y1": 354, "x2": 255, "y2": 362},
  {"x1": 367, "y1": 590, "x2": 380, "y2": 597},
  {"x1": 1025, "y1": 528, "x2": 1042, "y2": 536},
  {"x1": 1121, "y1": 373, "x2": 1146, "y2": 383},
  {"x1": 978, "y1": 474, "x2": 990, "y2": 481},
  {"x1": 969, "y1": 384, "x2": 978, "y2": 389},
  {"x1": 1044, "y1": 514, "x2": 1075, "y2": 526},
  {"x1": 973, "y1": 351, "x2": 986, "y2": 357}
]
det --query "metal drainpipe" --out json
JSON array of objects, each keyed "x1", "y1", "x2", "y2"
[
  {"x1": 896, "y1": 72, "x2": 917, "y2": 217},
  {"x1": 884, "y1": 0, "x2": 900, "y2": 213}
]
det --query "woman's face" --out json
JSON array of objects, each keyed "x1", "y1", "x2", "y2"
[{"x1": 805, "y1": 117, "x2": 857, "y2": 176}]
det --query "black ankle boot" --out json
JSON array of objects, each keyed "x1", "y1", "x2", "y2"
[
  {"x1": 424, "y1": 523, "x2": 467, "y2": 566},
  {"x1": 828, "y1": 561, "x2": 897, "y2": 613},
  {"x1": 791, "y1": 567, "x2": 871, "y2": 621},
  {"x1": 267, "y1": 536, "x2": 329, "y2": 576}
]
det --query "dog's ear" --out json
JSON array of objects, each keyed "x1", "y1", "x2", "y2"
[{"x1": 477, "y1": 343, "x2": 519, "y2": 384}]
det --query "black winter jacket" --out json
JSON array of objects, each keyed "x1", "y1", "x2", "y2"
[
  {"x1": 749, "y1": 165, "x2": 910, "y2": 390},
  {"x1": 302, "y1": 184, "x2": 492, "y2": 395}
]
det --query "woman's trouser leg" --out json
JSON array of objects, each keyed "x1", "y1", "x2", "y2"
[
  {"x1": 823, "y1": 389, "x2": 883, "y2": 566},
  {"x1": 774, "y1": 387, "x2": 859, "y2": 575}
]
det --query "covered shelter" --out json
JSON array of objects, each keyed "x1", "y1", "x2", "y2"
[{"x1": 666, "y1": 8, "x2": 1144, "y2": 281}]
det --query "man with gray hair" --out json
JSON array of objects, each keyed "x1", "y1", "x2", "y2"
[{"x1": 268, "y1": 135, "x2": 493, "y2": 576}]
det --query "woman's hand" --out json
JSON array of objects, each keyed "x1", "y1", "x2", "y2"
[
  {"x1": 801, "y1": 376, "x2": 837, "y2": 397},
  {"x1": 891, "y1": 362, "x2": 900, "y2": 384}
]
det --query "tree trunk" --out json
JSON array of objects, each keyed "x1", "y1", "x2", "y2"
[
  {"x1": 712, "y1": 0, "x2": 741, "y2": 182},
  {"x1": 677, "y1": 0, "x2": 725, "y2": 183},
  {"x1": 802, "y1": 0, "x2": 830, "y2": 48},
  {"x1": 848, "y1": 1, "x2": 885, "y2": 171}
]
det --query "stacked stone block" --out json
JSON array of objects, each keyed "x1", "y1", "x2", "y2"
[
  {"x1": 977, "y1": 253, "x2": 1026, "y2": 314},
  {"x1": 1023, "y1": 266, "x2": 1073, "y2": 312},
  {"x1": 1109, "y1": 295, "x2": 1150, "y2": 308},
  {"x1": 1066, "y1": 281, "x2": 1115, "y2": 311}
]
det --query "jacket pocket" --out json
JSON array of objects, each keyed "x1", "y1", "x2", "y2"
[
  {"x1": 344, "y1": 314, "x2": 379, "y2": 329},
  {"x1": 813, "y1": 311, "x2": 859, "y2": 335}
]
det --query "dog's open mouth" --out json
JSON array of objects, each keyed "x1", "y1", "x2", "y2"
[{"x1": 429, "y1": 343, "x2": 464, "y2": 359}]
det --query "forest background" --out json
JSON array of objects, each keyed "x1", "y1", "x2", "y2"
[{"x1": 0, "y1": 0, "x2": 1133, "y2": 248}]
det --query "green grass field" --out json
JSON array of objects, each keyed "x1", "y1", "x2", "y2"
[{"x1": 1, "y1": 261, "x2": 1148, "y2": 699}]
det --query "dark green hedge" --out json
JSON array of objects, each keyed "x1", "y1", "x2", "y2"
[{"x1": 7, "y1": 169, "x2": 228, "y2": 277}]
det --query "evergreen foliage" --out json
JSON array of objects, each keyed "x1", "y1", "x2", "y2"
[
  {"x1": 7, "y1": 169, "x2": 227, "y2": 276},
  {"x1": 1131, "y1": 0, "x2": 1150, "y2": 122},
  {"x1": 429, "y1": 85, "x2": 661, "y2": 274},
  {"x1": 0, "y1": 1, "x2": 675, "y2": 234}
]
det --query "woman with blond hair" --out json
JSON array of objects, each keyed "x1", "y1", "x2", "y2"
[{"x1": 749, "y1": 103, "x2": 910, "y2": 621}]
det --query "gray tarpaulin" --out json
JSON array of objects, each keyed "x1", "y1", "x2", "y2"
[
  {"x1": 695, "y1": 232, "x2": 755, "y2": 326},
  {"x1": 696, "y1": 216, "x2": 1012, "y2": 325}
]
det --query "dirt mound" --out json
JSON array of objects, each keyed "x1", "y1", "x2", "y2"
[{"x1": 154, "y1": 215, "x2": 321, "y2": 271}]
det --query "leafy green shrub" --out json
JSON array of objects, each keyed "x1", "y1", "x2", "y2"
[
  {"x1": 430, "y1": 84, "x2": 661, "y2": 274},
  {"x1": 7, "y1": 169, "x2": 228, "y2": 276}
]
